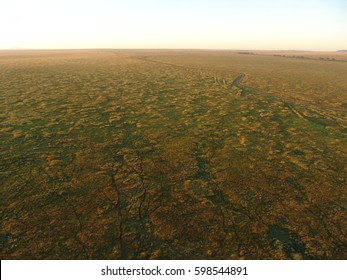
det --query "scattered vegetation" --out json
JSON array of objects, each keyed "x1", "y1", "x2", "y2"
[
  {"x1": 237, "y1": 52, "x2": 256, "y2": 55},
  {"x1": 0, "y1": 50, "x2": 346, "y2": 259}
]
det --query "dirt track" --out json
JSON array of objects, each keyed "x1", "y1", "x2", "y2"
[
  {"x1": 138, "y1": 56, "x2": 346, "y2": 113},
  {"x1": 232, "y1": 73, "x2": 347, "y2": 112}
]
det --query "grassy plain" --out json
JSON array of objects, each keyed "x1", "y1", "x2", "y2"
[{"x1": 0, "y1": 50, "x2": 346, "y2": 259}]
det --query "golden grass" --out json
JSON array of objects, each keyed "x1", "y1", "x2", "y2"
[{"x1": 0, "y1": 50, "x2": 346, "y2": 259}]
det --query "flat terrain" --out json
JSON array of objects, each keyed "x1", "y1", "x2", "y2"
[{"x1": 0, "y1": 50, "x2": 346, "y2": 259}]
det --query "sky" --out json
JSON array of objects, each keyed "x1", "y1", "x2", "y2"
[{"x1": 0, "y1": 0, "x2": 346, "y2": 51}]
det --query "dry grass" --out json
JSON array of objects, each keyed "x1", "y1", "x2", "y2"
[
  {"x1": 0, "y1": 50, "x2": 346, "y2": 259},
  {"x1": 141, "y1": 50, "x2": 347, "y2": 109}
]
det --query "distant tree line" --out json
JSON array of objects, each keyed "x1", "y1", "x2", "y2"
[
  {"x1": 274, "y1": 54, "x2": 337, "y2": 61},
  {"x1": 237, "y1": 52, "x2": 256, "y2": 55}
]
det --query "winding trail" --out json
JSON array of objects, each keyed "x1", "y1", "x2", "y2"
[
  {"x1": 232, "y1": 73, "x2": 347, "y2": 112},
  {"x1": 138, "y1": 56, "x2": 347, "y2": 113}
]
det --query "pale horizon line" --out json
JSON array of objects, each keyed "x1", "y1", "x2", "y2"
[{"x1": 0, "y1": 47, "x2": 345, "y2": 52}]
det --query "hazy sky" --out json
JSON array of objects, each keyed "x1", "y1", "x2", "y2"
[{"x1": 0, "y1": 0, "x2": 346, "y2": 50}]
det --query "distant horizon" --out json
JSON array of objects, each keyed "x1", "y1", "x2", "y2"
[
  {"x1": 1, "y1": 0, "x2": 346, "y2": 51},
  {"x1": 0, "y1": 48, "x2": 345, "y2": 52}
]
